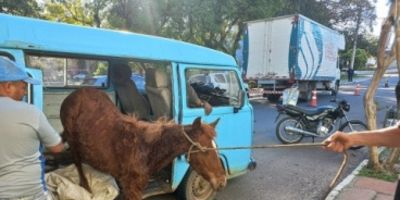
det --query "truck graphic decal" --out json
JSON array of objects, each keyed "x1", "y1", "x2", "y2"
[{"x1": 290, "y1": 18, "x2": 324, "y2": 80}]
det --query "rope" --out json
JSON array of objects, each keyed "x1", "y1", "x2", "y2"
[
  {"x1": 181, "y1": 128, "x2": 207, "y2": 162},
  {"x1": 189, "y1": 142, "x2": 326, "y2": 152}
]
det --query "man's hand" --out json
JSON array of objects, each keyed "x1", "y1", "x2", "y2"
[
  {"x1": 323, "y1": 131, "x2": 353, "y2": 153},
  {"x1": 203, "y1": 101, "x2": 212, "y2": 116}
]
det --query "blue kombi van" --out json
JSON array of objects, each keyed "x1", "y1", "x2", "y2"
[{"x1": 0, "y1": 14, "x2": 255, "y2": 199}]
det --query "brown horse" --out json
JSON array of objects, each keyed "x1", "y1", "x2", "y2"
[{"x1": 60, "y1": 88, "x2": 226, "y2": 200}]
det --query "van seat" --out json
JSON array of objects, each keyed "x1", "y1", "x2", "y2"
[{"x1": 145, "y1": 68, "x2": 171, "y2": 119}]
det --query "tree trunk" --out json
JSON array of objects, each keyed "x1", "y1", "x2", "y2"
[
  {"x1": 350, "y1": 9, "x2": 362, "y2": 70},
  {"x1": 365, "y1": 1, "x2": 396, "y2": 170},
  {"x1": 364, "y1": 69, "x2": 385, "y2": 171},
  {"x1": 384, "y1": 148, "x2": 400, "y2": 171}
]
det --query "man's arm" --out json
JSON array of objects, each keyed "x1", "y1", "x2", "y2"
[
  {"x1": 350, "y1": 125, "x2": 400, "y2": 147},
  {"x1": 187, "y1": 84, "x2": 212, "y2": 115},
  {"x1": 324, "y1": 125, "x2": 400, "y2": 152},
  {"x1": 37, "y1": 111, "x2": 64, "y2": 153},
  {"x1": 47, "y1": 142, "x2": 64, "y2": 153}
]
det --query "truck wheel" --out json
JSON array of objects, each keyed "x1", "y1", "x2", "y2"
[
  {"x1": 176, "y1": 169, "x2": 216, "y2": 200},
  {"x1": 331, "y1": 81, "x2": 340, "y2": 96},
  {"x1": 267, "y1": 94, "x2": 281, "y2": 102}
]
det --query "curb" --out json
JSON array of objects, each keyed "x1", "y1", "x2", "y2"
[{"x1": 325, "y1": 159, "x2": 368, "y2": 200}]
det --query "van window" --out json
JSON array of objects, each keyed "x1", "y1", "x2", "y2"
[
  {"x1": 25, "y1": 54, "x2": 109, "y2": 87},
  {"x1": 186, "y1": 69, "x2": 241, "y2": 107}
]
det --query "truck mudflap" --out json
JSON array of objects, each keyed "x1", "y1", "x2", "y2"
[{"x1": 248, "y1": 88, "x2": 264, "y2": 98}]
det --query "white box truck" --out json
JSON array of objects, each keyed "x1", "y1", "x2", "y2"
[{"x1": 236, "y1": 14, "x2": 345, "y2": 102}]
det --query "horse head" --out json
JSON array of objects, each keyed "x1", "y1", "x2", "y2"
[{"x1": 185, "y1": 117, "x2": 227, "y2": 190}]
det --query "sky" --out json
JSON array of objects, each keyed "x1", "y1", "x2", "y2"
[{"x1": 373, "y1": 0, "x2": 390, "y2": 36}]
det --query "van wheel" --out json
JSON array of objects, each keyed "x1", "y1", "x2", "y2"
[{"x1": 176, "y1": 169, "x2": 216, "y2": 200}]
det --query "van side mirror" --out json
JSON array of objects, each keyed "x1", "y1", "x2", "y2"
[{"x1": 234, "y1": 90, "x2": 245, "y2": 113}]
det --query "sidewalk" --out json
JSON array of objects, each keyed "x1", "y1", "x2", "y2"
[
  {"x1": 334, "y1": 176, "x2": 396, "y2": 200},
  {"x1": 326, "y1": 159, "x2": 397, "y2": 200}
]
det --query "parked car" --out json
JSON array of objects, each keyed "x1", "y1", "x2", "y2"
[{"x1": 72, "y1": 71, "x2": 90, "y2": 80}]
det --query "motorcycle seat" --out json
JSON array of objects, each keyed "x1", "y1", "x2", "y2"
[{"x1": 284, "y1": 104, "x2": 335, "y2": 115}]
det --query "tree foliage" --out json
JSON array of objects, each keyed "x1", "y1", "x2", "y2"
[
  {"x1": 276, "y1": 0, "x2": 335, "y2": 27},
  {"x1": 341, "y1": 48, "x2": 369, "y2": 70},
  {"x1": 1, "y1": 0, "x2": 379, "y2": 58},
  {"x1": 42, "y1": 0, "x2": 110, "y2": 27},
  {"x1": 0, "y1": 0, "x2": 41, "y2": 17},
  {"x1": 330, "y1": 0, "x2": 377, "y2": 70},
  {"x1": 106, "y1": 0, "x2": 283, "y2": 54}
]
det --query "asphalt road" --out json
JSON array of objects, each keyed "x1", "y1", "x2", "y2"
[{"x1": 149, "y1": 74, "x2": 398, "y2": 200}]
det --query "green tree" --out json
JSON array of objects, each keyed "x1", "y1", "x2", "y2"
[
  {"x1": 276, "y1": 0, "x2": 334, "y2": 27},
  {"x1": 107, "y1": 0, "x2": 283, "y2": 54},
  {"x1": 42, "y1": 0, "x2": 93, "y2": 25},
  {"x1": 93, "y1": 62, "x2": 108, "y2": 75},
  {"x1": 341, "y1": 48, "x2": 369, "y2": 70},
  {"x1": 42, "y1": 0, "x2": 110, "y2": 27},
  {"x1": 84, "y1": 0, "x2": 109, "y2": 27},
  {"x1": 0, "y1": 0, "x2": 41, "y2": 17},
  {"x1": 107, "y1": 0, "x2": 161, "y2": 34},
  {"x1": 331, "y1": 0, "x2": 376, "y2": 70},
  {"x1": 357, "y1": 34, "x2": 379, "y2": 56}
]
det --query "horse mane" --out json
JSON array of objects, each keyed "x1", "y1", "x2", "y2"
[{"x1": 118, "y1": 115, "x2": 183, "y2": 144}]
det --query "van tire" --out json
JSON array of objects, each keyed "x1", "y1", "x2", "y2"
[{"x1": 176, "y1": 169, "x2": 216, "y2": 200}]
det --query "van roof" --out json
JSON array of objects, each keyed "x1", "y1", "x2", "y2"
[{"x1": 0, "y1": 14, "x2": 236, "y2": 67}]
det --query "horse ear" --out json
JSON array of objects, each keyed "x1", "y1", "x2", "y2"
[
  {"x1": 192, "y1": 117, "x2": 202, "y2": 129},
  {"x1": 209, "y1": 118, "x2": 220, "y2": 128}
]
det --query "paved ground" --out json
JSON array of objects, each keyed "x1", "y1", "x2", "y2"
[{"x1": 335, "y1": 176, "x2": 396, "y2": 200}]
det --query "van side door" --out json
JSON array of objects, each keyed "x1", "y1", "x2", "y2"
[{"x1": 172, "y1": 63, "x2": 253, "y2": 185}]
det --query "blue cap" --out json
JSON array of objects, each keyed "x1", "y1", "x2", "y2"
[{"x1": 0, "y1": 57, "x2": 41, "y2": 85}]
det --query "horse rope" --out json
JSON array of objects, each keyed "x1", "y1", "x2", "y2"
[
  {"x1": 182, "y1": 137, "x2": 349, "y2": 195},
  {"x1": 181, "y1": 129, "x2": 208, "y2": 162}
]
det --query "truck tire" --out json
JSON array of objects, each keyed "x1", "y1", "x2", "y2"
[
  {"x1": 267, "y1": 94, "x2": 281, "y2": 102},
  {"x1": 331, "y1": 81, "x2": 340, "y2": 96}
]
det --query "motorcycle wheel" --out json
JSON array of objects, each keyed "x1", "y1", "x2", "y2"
[
  {"x1": 276, "y1": 117, "x2": 304, "y2": 144},
  {"x1": 338, "y1": 120, "x2": 368, "y2": 150}
]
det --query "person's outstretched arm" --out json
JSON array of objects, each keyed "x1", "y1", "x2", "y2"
[{"x1": 323, "y1": 125, "x2": 400, "y2": 152}]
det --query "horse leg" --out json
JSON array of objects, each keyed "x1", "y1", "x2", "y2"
[
  {"x1": 74, "y1": 153, "x2": 91, "y2": 193},
  {"x1": 69, "y1": 137, "x2": 91, "y2": 193},
  {"x1": 119, "y1": 175, "x2": 147, "y2": 200}
]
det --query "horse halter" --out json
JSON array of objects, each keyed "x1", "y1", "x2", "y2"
[{"x1": 181, "y1": 128, "x2": 212, "y2": 162}]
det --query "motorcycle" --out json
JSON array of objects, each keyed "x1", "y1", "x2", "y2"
[{"x1": 275, "y1": 100, "x2": 367, "y2": 149}]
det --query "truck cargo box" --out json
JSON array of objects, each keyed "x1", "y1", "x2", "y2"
[{"x1": 240, "y1": 14, "x2": 345, "y2": 82}]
